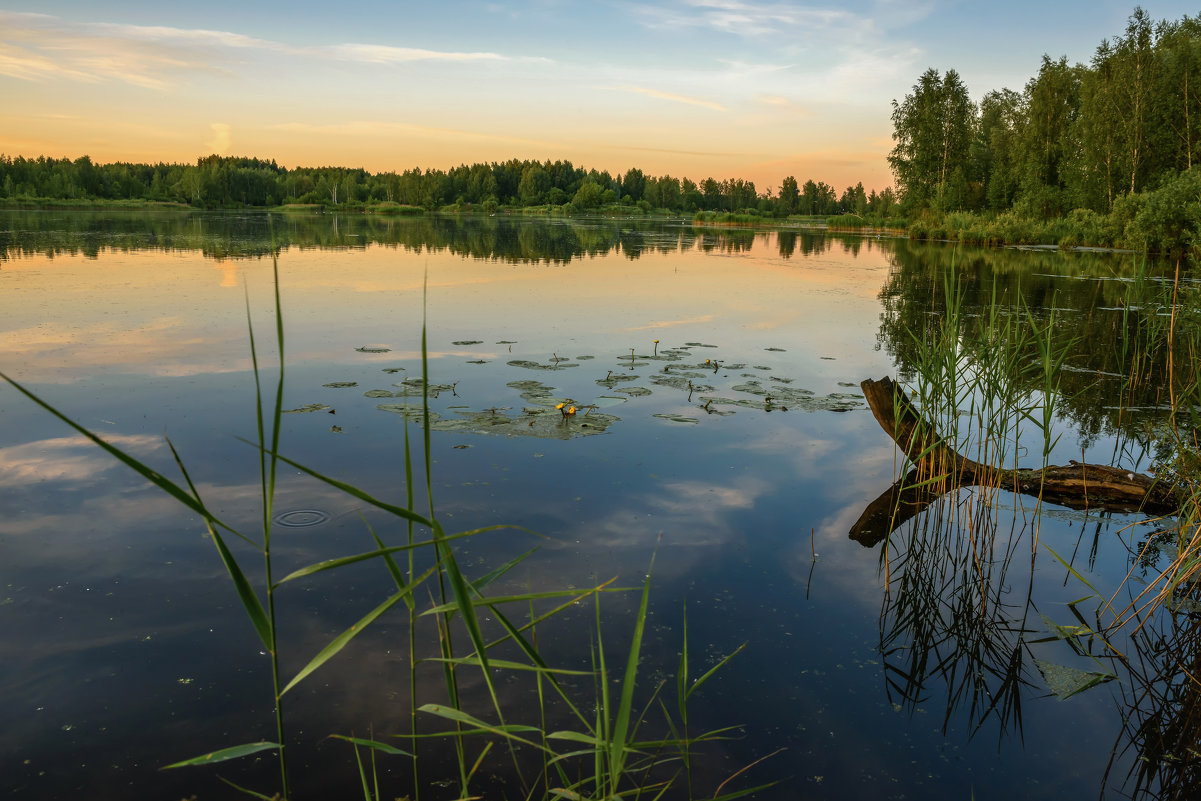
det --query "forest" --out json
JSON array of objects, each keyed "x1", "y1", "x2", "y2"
[
  {"x1": 0, "y1": 152, "x2": 893, "y2": 220},
  {"x1": 890, "y1": 8, "x2": 1201, "y2": 251},
  {"x1": 4, "y1": 8, "x2": 1201, "y2": 251}
]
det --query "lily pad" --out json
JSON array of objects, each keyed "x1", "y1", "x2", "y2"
[
  {"x1": 495, "y1": 340, "x2": 517, "y2": 344},
  {"x1": 364, "y1": 389, "x2": 396, "y2": 398},
  {"x1": 283, "y1": 403, "x2": 331, "y2": 414},
  {"x1": 506, "y1": 380, "x2": 557, "y2": 405},
  {"x1": 1034, "y1": 659, "x2": 1115, "y2": 699},
  {"x1": 653, "y1": 413, "x2": 699, "y2": 424},
  {"x1": 765, "y1": 347, "x2": 786, "y2": 352},
  {"x1": 382, "y1": 367, "x2": 406, "y2": 373},
  {"x1": 593, "y1": 396, "x2": 628, "y2": 407},
  {"x1": 432, "y1": 406, "x2": 618, "y2": 439},
  {"x1": 508, "y1": 359, "x2": 578, "y2": 371},
  {"x1": 466, "y1": 360, "x2": 489, "y2": 364},
  {"x1": 617, "y1": 387, "x2": 652, "y2": 397},
  {"x1": 322, "y1": 381, "x2": 358, "y2": 388},
  {"x1": 684, "y1": 342, "x2": 719, "y2": 348},
  {"x1": 596, "y1": 374, "x2": 638, "y2": 386},
  {"x1": 356, "y1": 345, "x2": 392, "y2": 353},
  {"x1": 452, "y1": 340, "x2": 484, "y2": 346},
  {"x1": 650, "y1": 375, "x2": 713, "y2": 392}
]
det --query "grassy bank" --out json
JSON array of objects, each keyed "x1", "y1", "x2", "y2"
[{"x1": 904, "y1": 169, "x2": 1201, "y2": 255}]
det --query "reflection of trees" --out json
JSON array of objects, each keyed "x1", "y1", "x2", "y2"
[
  {"x1": 1, "y1": 211, "x2": 849, "y2": 266},
  {"x1": 877, "y1": 239, "x2": 1196, "y2": 450}
]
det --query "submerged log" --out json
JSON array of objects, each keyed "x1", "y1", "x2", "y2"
[{"x1": 851, "y1": 377, "x2": 1181, "y2": 547}]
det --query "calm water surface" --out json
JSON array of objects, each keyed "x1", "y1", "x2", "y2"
[{"x1": 0, "y1": 210, "x2": 1188, "y2": 799}]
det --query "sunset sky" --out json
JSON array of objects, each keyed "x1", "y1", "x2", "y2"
[{"x1": 2, "y1": 1, "x2": 1197, "y2": 193}]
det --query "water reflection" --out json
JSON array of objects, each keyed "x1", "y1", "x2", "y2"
[
  {"x1": 877, "y1": 239, "x2": 1192, "y2": 453},
  {"x1": 4, "y1": 210, "x2": 1196, "y2": 800},
  {"x1": 1, "y1": 209, "x2": 855, "y2": 264}
]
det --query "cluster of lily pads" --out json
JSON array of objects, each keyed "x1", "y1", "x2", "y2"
[{"x1": 282, "y1": 339, "x2": 865, "y2": 439}]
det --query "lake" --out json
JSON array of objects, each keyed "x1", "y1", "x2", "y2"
[{"x1": 0, "y1": 209, "x2": 1193, "y2": 800}]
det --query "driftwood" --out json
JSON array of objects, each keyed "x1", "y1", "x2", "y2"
[{"x1": 850, "y1": 376, "x2": 1180, "y2": 547}]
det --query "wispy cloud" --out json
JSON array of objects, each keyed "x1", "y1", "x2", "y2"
[
  {"x1": 0, "y1": 434, "x2": 163, "y2": 486},
  {"x1": 636, "y1": 0, "x2": 858, "y2": 38},
  {"x1": 617, "y1": 85, "x2": 726, "y2": 111},
  {"x1": 326, "y1": 43, "x2": 533, "y2": 64},
  {"x1": 756, "y1": 94, "x2": 812, "y2": 116},
  {"x1": 205, "y1": 122, "x2": 232, "y2": 155},
  {"x1": 626, "y1": 315, "x2": 716, "y2": 331},
  {"x1": 0, "y1": 11, "x2": 546, "y2": 89},
  {"x1": 271, "y1": 120, "x2": 561, "y2": 149}
]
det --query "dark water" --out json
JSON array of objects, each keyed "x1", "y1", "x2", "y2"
[{"x1": 0, "y1": 210, "x2": 1193, "y2": 800}]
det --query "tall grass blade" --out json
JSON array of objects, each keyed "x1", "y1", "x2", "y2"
[
  {"x1": 282, "y1": 588, "x2": 411, "y2": 695},
  {"x1": 243, "y1": 444, "x2": 434, "y2": 529},
  {"x1": 0, "y1": 373, "x2": 214, "y2": 521},
  {"x1": 162, "y1": 741, "x2": 280, "y2": 768}
]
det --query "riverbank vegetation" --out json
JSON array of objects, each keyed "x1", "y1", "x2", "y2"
[{"x1": 890, "y1": 8, "x2": 1201, "y2": 254}]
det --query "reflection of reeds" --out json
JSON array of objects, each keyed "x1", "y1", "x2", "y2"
[
  {"x1": 1106, "y1": 612, "x2": 1201, "y2": 800},
  {"x1": 875, "y1": 259, "x2": 1058, "y2": 739},
  {"x1": 879, "y1": 489, "x2": 1034, "y2": 738}
]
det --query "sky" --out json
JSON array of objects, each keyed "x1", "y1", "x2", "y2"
[{"x1": 1, "y1": 0, "x2": 1198, "y2": 193}]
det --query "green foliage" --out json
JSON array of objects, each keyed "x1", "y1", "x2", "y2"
[
  {"x1": 1124, "y1": 168, "x2": 1201, "y2": 252},
  {"x1": 889, "y1": 8, "x2": 1201, "y2": 241}
]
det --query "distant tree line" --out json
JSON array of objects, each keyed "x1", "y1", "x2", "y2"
[
  {"x1": 890, "y1": 7, "x2": 1201, "y2": 222},
  {"x1": 0, "y1": 152, "x2": 895, "y2": 219}
]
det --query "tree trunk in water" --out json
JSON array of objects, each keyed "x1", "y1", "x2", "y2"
[{"x1": 850, "y1": 377, "x2": 1182, "y2": 547}]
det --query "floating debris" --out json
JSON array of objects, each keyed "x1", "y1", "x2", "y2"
[
  {"x1": 282, "y1": 403, "x2": 331, "y2": 414},
  {"x1": 322, "y1": 381, "x2": 358, "y2": 388},
  {"x1": 356, "y1": 345, "x2": 392, "y2": 353},
  {"x1": 452, "y1": 444, "x2": 471, "y2": 449},
  {"x1": 329, "y1": 425, "x2": 343, "y2": 433}
]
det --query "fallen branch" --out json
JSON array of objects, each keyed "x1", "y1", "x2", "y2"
[{"x1": 851, "y1": 377, "x2": 1181, "y2": 546}]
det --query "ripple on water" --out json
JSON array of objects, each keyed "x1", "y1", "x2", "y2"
[{"x1": 273, "y1": 509, "x2": 331, "y2": 528}]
